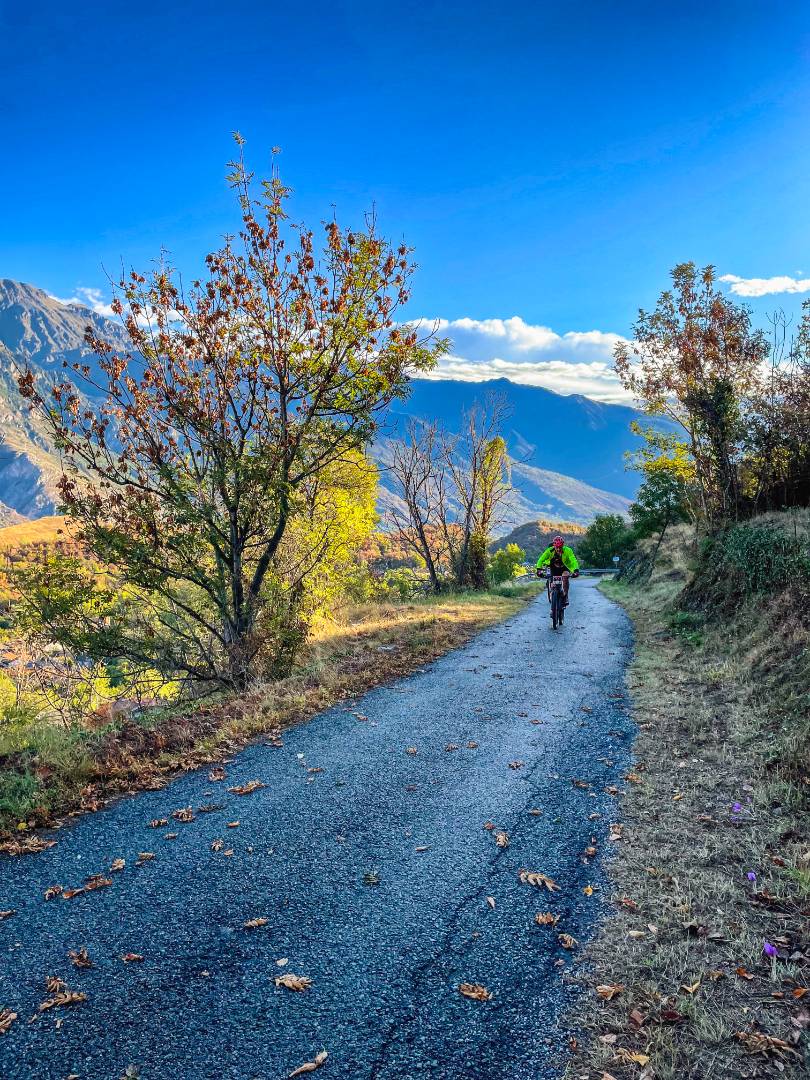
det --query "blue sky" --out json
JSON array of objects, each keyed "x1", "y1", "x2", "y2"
[{"x1": 1, "y1": 1, "x2": 809, "y2": 401}]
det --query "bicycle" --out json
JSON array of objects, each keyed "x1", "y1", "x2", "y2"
[{"x1": 536, "y1": 569, "x2": 566, "y2": 629}]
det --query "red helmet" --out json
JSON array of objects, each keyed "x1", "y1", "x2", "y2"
[{"x1": 552, "y1": 535, "x2": 564, "y2": 548}]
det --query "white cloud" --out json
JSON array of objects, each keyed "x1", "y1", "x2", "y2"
[
  {"x1": 50, "y1": 286, "x2": 116, "y2": 318},
  {"x1": 409, "y1": 315, "x2": 632, "y2": 403},
  {"x1": 719, "y1": 274, "x2": 810, "y2": 298},
  {"x1": 418, "y1": 354, "x2": 633, "y2": 405}
]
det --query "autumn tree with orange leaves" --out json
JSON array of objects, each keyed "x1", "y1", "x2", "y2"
[{"x1": 18, "y1": 139, "x2": 443, "y2": 689}]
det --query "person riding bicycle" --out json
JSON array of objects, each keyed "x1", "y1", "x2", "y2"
[{"x1": 536, "y1": 535, "x2": 580, "y2": 605}]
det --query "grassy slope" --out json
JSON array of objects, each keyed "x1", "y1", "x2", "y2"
[
  {"x1": 568, "y1": 515, "x2": 809, "y2": 1079},
  {"x1": 0, "y1": 583, "x2": 541, "y2": 849},
  {"x1": 0, "y1": 514, "x2": 67, "y2": 550}
]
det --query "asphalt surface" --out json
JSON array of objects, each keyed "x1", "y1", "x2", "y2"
[{"x1": 0, "y1": 579, "x2": 634, "y2": 1080}]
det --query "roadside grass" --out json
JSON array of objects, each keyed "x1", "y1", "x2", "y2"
[
  {"x1": 0, "y1": 583, "x2": 541, "y2": 847},
  {"x1": 567, "y1": 523, "x2": 808, "y2": 1080}
]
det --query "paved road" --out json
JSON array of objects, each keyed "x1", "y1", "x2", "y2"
[{"x1": 0, "y1": 580, "x2": 634, "y2": 1080}]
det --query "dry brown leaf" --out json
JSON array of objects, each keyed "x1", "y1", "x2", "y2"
[
  {"x1": 171, "y1": 807, "x2": 194, "y2": 822},
  {"x1": 110, "y1": 858, "x2": 125, "y2": 872},
  {"x1": 121, "y1": 953, "x2": 144, "y2": 963},
  {"x1": 583, "y1": 846, "x2": 597, "y2": 858},
  {"x1": 0, "y1": 835, "x2": 56, "y2": 856},
  {"x1": 608, "y1": 824, "x2": 623, "y2": 841},
  {"x1": 459, "y1": 982, "x2": 492, "y2": 1001},
  {"x1": 414, "y1": 845, "x2": 429, "y2": 852},
  {"x1": 223, "y1": 849, "x2": 234, "y2": 856},
  {"x1": 0, "y1": 909, "x2": 15, "y2": 920},
  {"x1": 226, "y1": 821, "x2": 240, "y2": 828},
  {"x1": 68, "y1": 948, "x2": 93, "y2": 969},
  {"x1": 289, "y1": 1050, "x2": 328, "y2": 1077},
  {"x1": 508, "y1": 760, "x2": 524, "y2": 770},
  {"x1": 736, "y1": 1031, "x2": 799, "y2": 1057},
  {"x1": 612, "y1": 1049, "x2": 650, "y2": 1066},
  {"x1": 596, "y1": 984, "x2": 624, "y2": 1000},
  {"x1": 624, "y1": 772, "x2": 643, "y2": 784},
  {"x1": 208, "y1": 767, "x2": 226, "y2": 782},
  {"x1": 149, "y1": 818, "x2": 169, "y2": 828},
  {"x1": 136, "y1": 852, "x2": 155, "y2": 864},
  {"x1": 572, "y1": 779, "x2": 590, "y2": 789},
  {"x1": 405, "y1": 747, "x2": 418, "y2": 755},
  {"x1": 535, "y1": 912, "x2": 559, "y2": 926},
  {"x1": 46, "y1": 976, "x2": 67, "y2": 994},
  {"x1": 61, "y1": 887, "x2": 86, "y2": 900},
  {"x1": 243, "y1": 917, "x2": 269, "y2": 929},
  {"x1": 0, "y1": 1009, "x2": 17, "y2": 1034},
  {"x1": 275, "y1": 973, "x2": 312, "y2": 991},
  {"x1": 558, "y1": 933, "x2": 578, "y2": 950},
  {"x1": 528, "y1": 808, "x2": 542, "y2": 815},
  {"x1": 39, "y1": 991, "x2": 87, "y2": 1012},
  {"x1": 84, "y1": 874, "x2": 112, "y2": 892},
  {"x1": 495, "y1": 832, "x2": 509, "y2": 848},
  {"x1": 211, "y1": 839, "x2": 224, "y2": 852},
  {"x1": 466, "y1": 741, "x2": 479, "y2": 749},
  {"x1": 736, "y1": 966, "x2": 755, "y2": 980},
  {"x1": 486, "y1": 897, "x2": 496, "y2": 909},
  {"x1": 627, "y1": 930, "x2": 645, "y2": 939},
  {"x1": 482, "y1": 821, "x2": 495, "y2": 831},
  {"x1": 44, "y1": 885, "x2": 63, "y2": 901},
  {"x1": 228, "y1": 780, "x2": 265, "y2": 796},
  {"x1": 583, "y1": 885, "x2": 594, "y2": 896},
  {"x1": 680, "y1": 980, "x2": 701, "y2": 994},
  {"x1": 519, "y1": 869, "x2": 561, "y2": 891},
  {"x1": 628, "y1": 1007, "x2": 646, "y2": 1028},
  {"x1": 444, "y1": 743, "x2": 459, "y2": 751},
  {"x1": 164, "y1": 832, "x2": 178, "y2": 840},
  {"x1": 793, "y1": 987, "x2": 808, "y2": 999}
]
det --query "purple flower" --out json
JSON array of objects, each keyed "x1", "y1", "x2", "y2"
[
  {"x1": 763, "y1": 941, "x2": 778, "y2": 958},
  {"x1": 747, "y1": 871, "x2": 757, "y2": 883},
  {"x1": 731, "y1": 802, "x2": 743, "y2": 815}
]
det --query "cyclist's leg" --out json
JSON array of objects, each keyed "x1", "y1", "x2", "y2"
[{"x1": 562, "y1": 570, "x2": 570, "y2": 604}]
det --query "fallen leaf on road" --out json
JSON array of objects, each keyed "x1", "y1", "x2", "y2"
[
  {"x1": 495, "y1": 832, "x2": 509, "y2": 848},
  {"x1": 459, "y1": 983, "x2": 492, "y2": 1001},
  {"x1": 572, "y1": 779, "x2": 590, "y2": 789},
  {"x1": 486, "y1": 897, "x2": 496, "y2": 909},
  {"x1": 39, "y1": 991, "x2": 87, "y2": 1012},
  {"x1": 197, "y1": 803, "x2": 224, "y2": 814},
  {"x1": 405, "y1": 747, "x2": 418, "y2": 755},
  {"x1": 275, "y1": 974, "x2": 312, "y2": 991},
  {"x1": 736, "y1": 967, "x2": 755, "y2": 981},
  {"x1": 44, "y1": 885, "x2": 63, "y2": 901},
  {"x1": 62, "y1": 887, "x2": 86, "y2": 900},
  {"x1": 0, "y1": 1009, "x2": 17, "y2": 1034},
  {"x1": 596, "y1": 984, "x2": 624, "y2": 1000},
  {"x1": 519, "y1": 870, "x2": 561, "y2": 891},
  {"x1": 68, "y1": 949, "x2": 93, "y2": 969},
  {"x1": 243, "y1": 918, "x2": 269, "y2": 929},
  {"x1": 466, "y1": 741, "x2": 479, "y2": 749},
  {"x1": 482, "y1": 821, "x2": 495, "y2": 831},
  {"x1": 583, "y1": 885, "x2": 594, "y2": 896},
  {"x1": 289, "y1": 1050, "x2": 328, "y2": 1077},
  {"x1": 508, "y1": 760, "x2": 524, "y2": 770},
  {"x1": 228, "y1": 781, "x2": 265, "y2": 796},
  {"x1": 608, "y1": 824, "x2": 623, "y2": 841},
  {"x1": 171, "y1": 807, "x2": 194, "y2": 822},
  {"x1": 0, "y1": 910, "x2": 14, "y2": 921},
  {"x1": 84, "y1": 874, "x2": 112, "y2": 892},
  {"x1": 46, "y1": 977, "x2": 67, "y2": 994},
  {"x1": 559, "y1": 933, "x2": 578, "y2": 950},
  {"x1": 149, "y1": 818, "x2": 169, "y2": 828},
  {"x1": 164, "y1": 832, "x2": 178, "y2": 840},
  {"x1": 136, "y1": 852, "x2": 155, "y2": 864},
  {"x1": 414, "y1": 845, "x2": 429, "y2": 852},
  {"x1": 226, "y1": 821, "x2": 240, "y2": 828},
  {"x1": 211, "y1": 839, "x2": 224, "y2": 852},
  {"x1": 121, "y1": 953, "x2": 144, "y2": 963},
  {"x1": 110, "y1": 859, "x2": 125, "y2": 872},
  {"x1": 793, "y1": 988, "x2": 808, "y2": 999},
  {"x1": 208, "y1": 767, "x2": 226, "y2": 782},
  {"x1": 445, "y1": 743, "x2": 459, "y2": 751},
  {"x1": 528, "y1": 808, "x2": 542, "y2": 815},
  {"x1": 535, "y1": 912, "x2": 559, "y2": 926}
]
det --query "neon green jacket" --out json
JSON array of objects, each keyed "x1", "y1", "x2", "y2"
[{"x1": 536, "y1": 545, "x2": 579, "y2": 572}]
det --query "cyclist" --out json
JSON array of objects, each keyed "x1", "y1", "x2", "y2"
[{"x1": 536, "y1": 535, "x2": 580, "y2": 605}]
